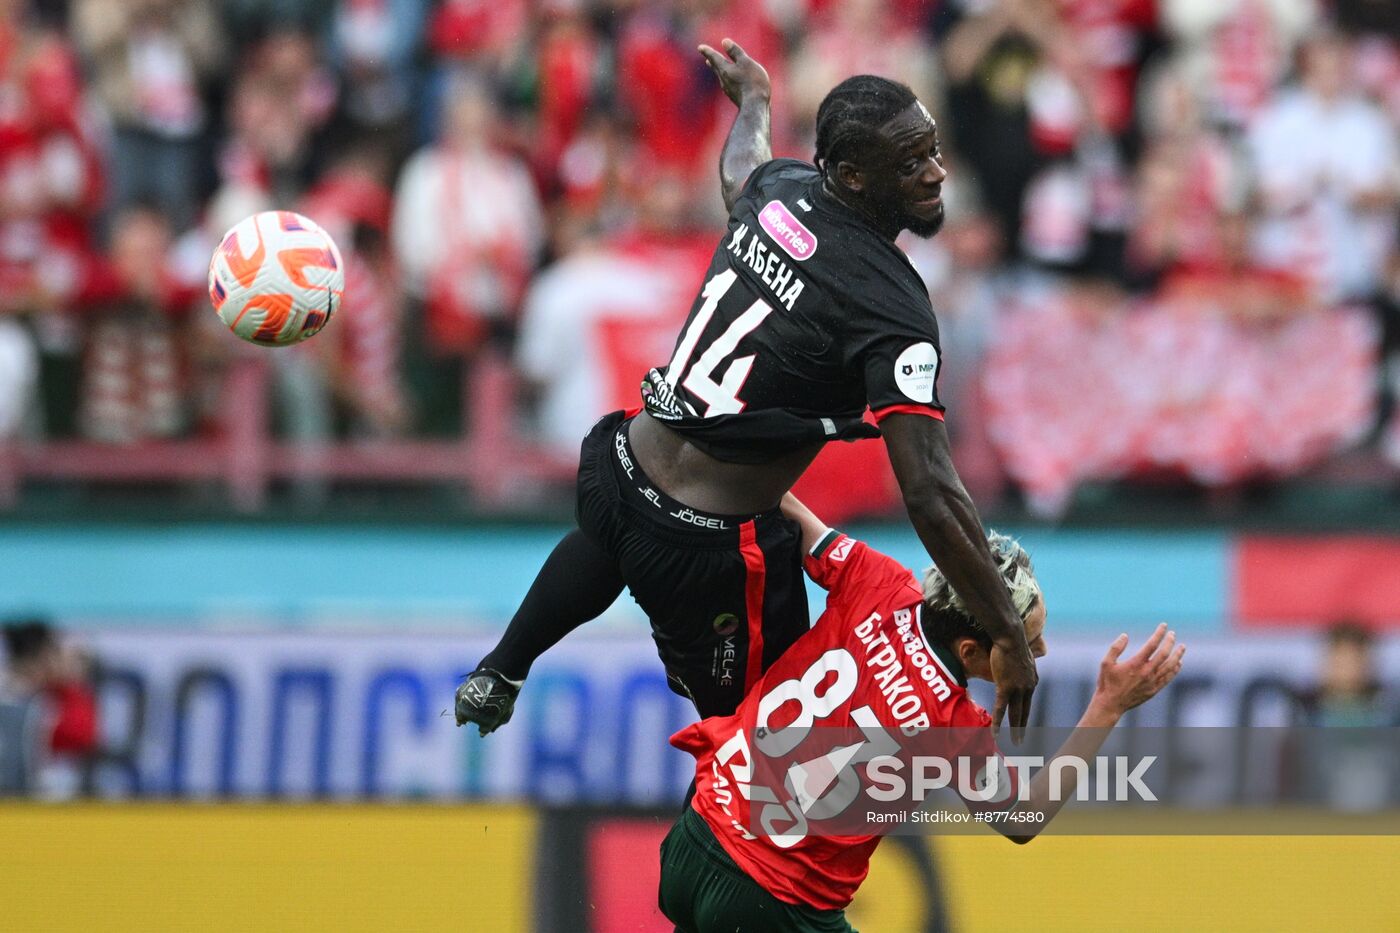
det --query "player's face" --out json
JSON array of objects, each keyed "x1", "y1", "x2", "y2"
[
  {"x1": 961, "y1": 599, "x2": 1048, "y2": 681},
  {"x1": 868, "y1": 101, "x2": 948, "y2": 239},
  {"x1": 1023, "y1": 601, "x2": 1048, "y2": 658}
]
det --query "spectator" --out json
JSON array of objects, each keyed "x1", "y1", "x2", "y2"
[
  {"x1": 222, "y1": 0, "x2": 335, "y2": 49},
  {"x1": 207, "y1": 33, "x2": 337, "y2": 235},
  {"x1": 1128, "y1": 65, "x2": 1246, "y2": 285},
  {"x1": 1247, "y1": 32, "x2": 1399, "y2": 305},
  {"x1": 0, "y1": 665, "x2": 41, "y2": 797},
  {"x1": 520, "y1": 1, "x2": 606, "y2": 185},
  {"x1": 1, "y1": 619, "x2": 100, "y2": 799},
  {"x1": 515, "y1": 165, "x2": 714, "y2": 459},
  {"x1": 427, "y1": 0, "x2": 528, "y2": 73},
  {"x1": 788, "y1": 0, "x2": 937, "y2": 151},
  {"x1": 78, "y1": 205, "x2": 193, "y2": 443},
  {"x1": 1160, "y1": 0, "x2": 1317, "y2": 129},
  {"x1": 0, "y1": 317, "x2": 36, "y2": 440},
  {"x1": 300, "y1": 150, "x2": 411, "y2": 439},
  {"x1": 940, "y1": 0, "x2": 1085, "y2": 254},
  {"x1": 1302, "y1": 622, "x2": 1392, "y2": 728},
  {"x1": 1296, "y1": 621, "x2": 1397, "y2": 811},
  {"x1": 72, "y1": 0, "x2": 224, "y2": 231},
  {"x1": 392, "y1": 72, "x2": 544, "y2": 435},
  {"x1": 0, "y1": 29, "x2": 104, "y2": 440},
  {"x1": 327, "y1": 0, "x2": 430, "y2": 159}
]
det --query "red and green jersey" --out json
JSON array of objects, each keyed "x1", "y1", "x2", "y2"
[{"x1": 670, "y1": 531, "x2": 1017, "y2": 910}]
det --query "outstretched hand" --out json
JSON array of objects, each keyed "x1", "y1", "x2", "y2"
[
  {"x1": 990, "y1": 640, "x2": 1038, "y2": 743},
  {"x1": 698, "y1": 38, "x2": 770, "y2": 106},
  {"x1": 1096, "y1": 623, "x2": 1186, "y2": 715}
]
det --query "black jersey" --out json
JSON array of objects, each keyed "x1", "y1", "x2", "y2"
[{"x1": 642, "y1": 158, "x2": 945, "y2": 463}]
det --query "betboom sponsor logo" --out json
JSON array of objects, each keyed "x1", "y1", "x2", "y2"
[{"x1": 758, "y1": 200, "x2": 818, "y2": 261}]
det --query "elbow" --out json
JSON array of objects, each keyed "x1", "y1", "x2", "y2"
[
  {"x1": 1004, "y1": 830, "x2": 1037, "y2": 846},
  {"x1": 901, "y1": 477, "x2": 961, "y2": 531},
  {"x1": 720, "y1": 184, "x2": 741, "y2": 215}
]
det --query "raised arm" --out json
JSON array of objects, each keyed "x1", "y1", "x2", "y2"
[
  {"x1": 698, "y1": 38, "x2": 773, "y2": 214},
  {"x1": 996, "y1": 625, "x2": 1185, "y2": 843},
  {"x1": 880, "y1": 413, "x2": 1039, "y2": 739}
]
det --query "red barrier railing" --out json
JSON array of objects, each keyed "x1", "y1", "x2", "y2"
[{"x1": 0, "y1": 355, "x2": 576, "y2": 512}]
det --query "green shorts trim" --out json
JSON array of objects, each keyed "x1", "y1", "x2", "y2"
[{"x1": 658, "y1": 808, "x2": 856, "y2": 933}]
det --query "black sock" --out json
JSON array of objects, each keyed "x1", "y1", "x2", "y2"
[{"x1": 478, "y1": 528, "x2": 625, "y2": 681}]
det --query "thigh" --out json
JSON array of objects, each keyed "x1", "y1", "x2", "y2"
[
  {"x1": 657, "y1": 820, "x2": 699, "y2": 932},
  {"x1": 684, "y1": 856, "x2": 855, "y2": 933},
  {"x1": 615, "y1": 535, "x2": 760, "y2": 717}
]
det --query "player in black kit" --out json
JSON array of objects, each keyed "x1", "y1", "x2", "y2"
[{"x1": 456, "y1": 39, "x2": 1039, "y2": 734}]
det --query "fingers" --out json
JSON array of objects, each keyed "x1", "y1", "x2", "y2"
[
  {"x1": 1157, "y1": 644, "x2": 1186, "y2": 685},
  {"x1": 700, "y1": 38, "x2": 749, "y2": 64},
  {"x1": 1009, "y1": 688, "x2": 1031, "y2": 745},
  {"x1": 992, "y1": 688, "x2": 1007, "y2": 737},
  {"x1": 1102, "y1": 632, "x2": 1129, "y2": 667},
  {"x1": 1147, "y1": 629, "x2": 1176, "y2": 673},
  {"x1": 1130, "y1": 623, "x2": 1168, "y2": 665}
]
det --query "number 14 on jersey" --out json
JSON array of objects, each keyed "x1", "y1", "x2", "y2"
[{"x1": 665, "y1": 269, "x2": 774, "y2": 417}]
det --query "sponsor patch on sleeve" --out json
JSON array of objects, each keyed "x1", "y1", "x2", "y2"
[
  {"x1": 894, "y1": 343, "x2": 939, "y2": 403},
  {"x1": 758, "y1": 200, "x2": 818, "y2": 261}
]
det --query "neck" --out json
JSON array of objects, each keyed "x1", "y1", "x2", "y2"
[{"x1": 822, "y1": 177, "x2": 900, "y2": 242}]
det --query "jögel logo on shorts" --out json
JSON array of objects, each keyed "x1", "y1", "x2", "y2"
[{"x1": 758, "y1": 200, "x2": 818, "y2": 261}]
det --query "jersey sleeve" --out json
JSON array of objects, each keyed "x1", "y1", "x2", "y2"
[
  {"x1": 804, "y1": 532, "x2": 921, "y2": 598},
  {"x1": 840, "y1": 269, "x2": 946, "y2": 423},
  {"x1": 735, "y1": 158, "x2": 817, "y2": 207}
]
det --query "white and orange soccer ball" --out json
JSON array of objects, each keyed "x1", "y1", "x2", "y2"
[{"x1": 208, "y1": 210, "x2": 345, "y2": 347}]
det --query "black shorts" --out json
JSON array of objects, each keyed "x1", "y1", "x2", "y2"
[{"x1": 576, "y1": 410, "x2": 809, "y2": 719}]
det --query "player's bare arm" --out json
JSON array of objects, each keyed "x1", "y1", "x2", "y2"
[
  {"x1": 995, "y1": 624, "x2": 1186, "y2": 843},
  {"x1": 699, "y1": 38, "x2": 772, "y2": 214},
  {"x1": 880, "y1": 412, "x2": 1039, "y2": 740},
  {"x1": 779, "y1": 493, "x2": 831, "y2": 553}
]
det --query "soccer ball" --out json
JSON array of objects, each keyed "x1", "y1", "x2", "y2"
[{"x1": 208, "y1": 210, "x2": 345, "y2": 347}]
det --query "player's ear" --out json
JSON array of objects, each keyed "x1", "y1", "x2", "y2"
[
  {"x1": 955, "y1": 637, "x2": 985, "y2": 673},
  {"x1": 835, "y1": 159, "x2": 865, "y2": 194}
]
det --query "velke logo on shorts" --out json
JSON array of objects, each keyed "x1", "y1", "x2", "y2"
[{"x1": 758, "y1": 200, "x2": 817, "y2": 261}]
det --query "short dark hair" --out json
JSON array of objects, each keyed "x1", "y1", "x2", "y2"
[
  {"x1": 3, "y1": 620, "x2": 55, "y2": 666},
  {"x1": 813, "y1": 75, "x2": 918, "y2": 177},
  {"x1": 1326, "y1": 620, "x2": 1373, "y2": 650}
]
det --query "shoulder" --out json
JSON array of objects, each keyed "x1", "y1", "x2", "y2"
[
  {"x1": 1337, "y1": 99, "x2": 1392, "y2": 137},
  {"x1": 739, "y1": 158, "x2": 821, "y2": 204},
  {"x1": 951, "y1": 692, "x2": 992, "y2": 728},
  {"x1": 750, "y1": 157, "x2": 820, "y2": 186},
  {"x1": 831, "y1": 244, "x2": 936, "y2": 333},
  {"x1": 394, "y1": 149, "x2": 437, "y2": 187},
  {"x1": 807, "y1": 204, "x2": 928, "y2": 296}
]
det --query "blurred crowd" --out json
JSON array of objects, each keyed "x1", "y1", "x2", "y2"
[
  {"x1": 0, "y1": 0, "x2": 1393, "y2": 512},
  {"x1": 1, "y1": 619, "x2": 98, "y2": 798}
]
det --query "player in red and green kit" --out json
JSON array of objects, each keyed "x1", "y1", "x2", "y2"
[{"x1": 660, "y1": 496, "x2": 1186, "y2": 932}]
